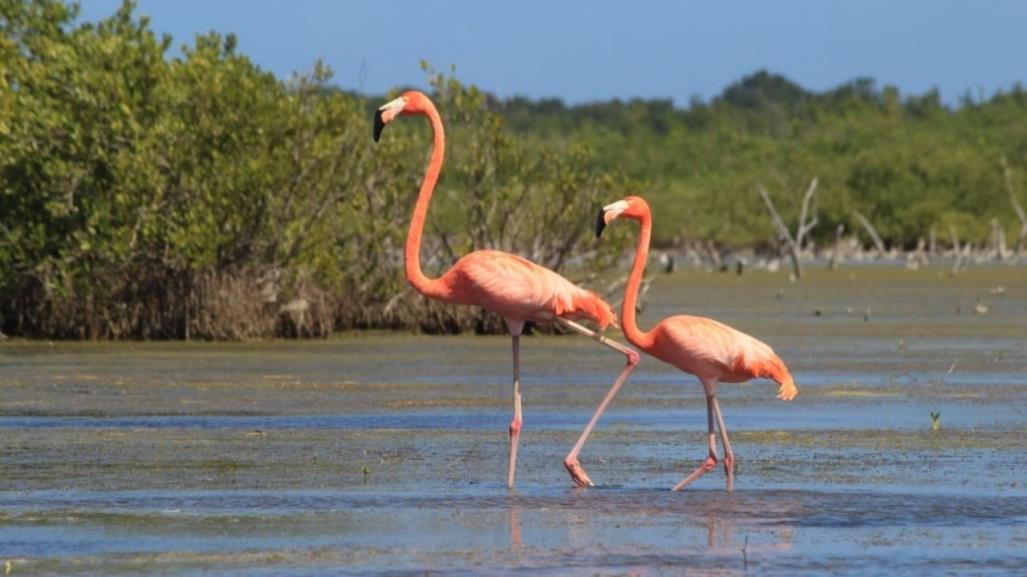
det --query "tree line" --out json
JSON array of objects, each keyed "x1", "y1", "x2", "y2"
[
  {"x1": 0, "y1": 1, "x2": 631, "y2": 339},
  {"x1": 2, "y1": 1, "x2": 1025, "y2": 339},
  {"x1": 497, "y1": 71, "x2": 1027, "y2": 250}
]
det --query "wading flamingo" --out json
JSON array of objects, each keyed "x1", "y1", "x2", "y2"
[
  {"x1": 373, "y1": 91, "x2": 639, "y2": 488},
  {"x1": 595, "y1": 196, "x2": 797, "y2": 492}
]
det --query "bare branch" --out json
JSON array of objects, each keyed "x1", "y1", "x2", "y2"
[
  {"x1": 759, "y1": 181, "x2": 805, "y2": 277},
  {"x1": 796, "y1": 177, "x2": 819, "y2": 247},
  {"x1": 798, "y1": 216, "x2": 820, "y2": 241},
  {"x1": 1002, "y1": 157, "x2": 1027, "y2": 224},
  {"x1": 1001, "y1": 156, "x2": 1027, "y2": 254},
  {"x1": 990, "y1": 218, "x2": 1010, "y2": 261},
  {"x1": 853, "y1": 210, "x2": 886, "y2": 258},
  {"x1": 949, "y1": 224, "x2": 964, "y2": 274},
  {"x1": 705, "y1": 239, "x2": 722, "y2": 269},
  {"x1": 829, "y1": 223, "x2": 845, "y2": 270},
  {"x1": 758, "y1": 184, "x2": 794, "y2": 245}
]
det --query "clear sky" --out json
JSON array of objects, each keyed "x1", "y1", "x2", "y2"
[{"x1": 80, "y1": 0, "x2": 1027, "y2": 106}]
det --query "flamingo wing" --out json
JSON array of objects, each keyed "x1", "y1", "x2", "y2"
[
  {"x1": 650, "y1": 316, "x2": 793, "y2": 390},
  {"x1": 441, "y1": 250, "x2": 616, "y2": 328}
]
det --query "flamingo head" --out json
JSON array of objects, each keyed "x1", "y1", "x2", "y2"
[
  {"x1": 373, "y1": 90, "x2": 432, "y2": 142},
  {"x1": 595, "y1": 196, "x2": 649, "y2": 237}
]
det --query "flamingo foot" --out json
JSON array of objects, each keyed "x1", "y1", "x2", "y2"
[
  {"x1": 563, "y1": 457, "x2": 595, "y2": 488},
  {"x1": 672, "y1": 455, "x2": 717, "y2": 492}
]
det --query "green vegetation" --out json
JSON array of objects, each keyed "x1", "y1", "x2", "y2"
[
  {"x1": 499, "y1": 72, "x2": 1027, "y2": 247},
  {"x1": 0, "y1": 1, "x2": 630, "y2": 338},
  {"x1": 2, "y1": 0, "x2": 1026, "y2": 339}
]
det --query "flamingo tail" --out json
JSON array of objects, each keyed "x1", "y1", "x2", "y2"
[
  {"x1": 568, "y1": 291, "x2": 618, "y2": 330},
  {"x1": 746, "y1": 354, "x2": 798, "y2": 401}
]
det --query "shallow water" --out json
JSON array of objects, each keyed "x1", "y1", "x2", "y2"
[{"x1": 2, "y1": 266, "x2": 1026, "y2": 576}]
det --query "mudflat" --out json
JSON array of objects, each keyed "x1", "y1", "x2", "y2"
[{"x1": 2, "y1": 266, "x2": 1025, "y2": 576}]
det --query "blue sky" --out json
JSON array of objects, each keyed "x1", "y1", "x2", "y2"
[{"x1": 80, "y1": 1, "x2": 1027, "y2": 106}]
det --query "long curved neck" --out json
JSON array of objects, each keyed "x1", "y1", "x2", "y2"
[
  {"x1": 622, "y1": 210, "x2": 654, "y2": 348},
  {"x1": 404, "y1": 102, "x2": 447, "y2": 298}
]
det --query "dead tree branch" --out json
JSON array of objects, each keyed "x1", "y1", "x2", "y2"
[
  {"x1": 949, "y1": 224, "x2": 964, "y2": 274},
  {"x1": 1001, "y1": 156, "x2": 1027, "y2": 255},
  {"x1": 853, "y1": 210, "x2": 886, "y2": 258},
  {"x1": 990, "y1": 218, "x2": 1010, "y2": 261},
  {"x1": 759, "y1": 185, "x2": 791, "y2": 241},
  {"x1": 796, "y1": 177, "x2": 820, "y2": 248},
  {"x1": 829, "y1": 223, "x2": 845, "y2": 270},
  {"x1": 758, "y1": 177, "x2": 818, "y2": 278}
]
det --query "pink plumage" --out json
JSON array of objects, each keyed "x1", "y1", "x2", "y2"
[
  {"x1": 440, "y1": 250, "x2": 617, "y2": 330},
  {"x1": 645, "y1": 315, "x2": 796, "y2": 400},
  {"x1": 598, "y1": 194, "x2": 797, "y2": 492}
]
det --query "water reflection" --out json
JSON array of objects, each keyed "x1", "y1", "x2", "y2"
[
  {"x1": 497, "y1": 488, "x2": 801, "y2": 565},
  {"x1": 2, "y1": 488, "x2": 1025, "y2": 575},
  {"x1": 509, "y1": 503, "x2": 522, "y2": 549}
]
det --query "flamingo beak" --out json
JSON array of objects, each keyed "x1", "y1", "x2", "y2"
[
  {"x1": 371, "y1": 108, "x2": 384, "y2": 142},
  {"x1": 372, "y1": 96, "x2": 408, "y2": 143},
  {"x1": 373, "y1": 109, "x2": 386, "y2": 143},
  {"x1": 595, "y1": 200, "x2": 630, "y2": 238},
  {"x1": 595, "y1": 208, "x2": 608, "y2": 238}
]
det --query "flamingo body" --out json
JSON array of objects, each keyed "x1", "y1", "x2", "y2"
[
  {"x1": 645, "y1": 315, "x2": 795, "y2": 397},
  {"x1": 439, "y1": 250, "x2": 616, "y2": 330}
]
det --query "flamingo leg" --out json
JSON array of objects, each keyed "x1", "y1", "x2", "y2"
[
  {"x1": 557, "y1": 319, "x2": 640, "y2": 487},
  {"x1": 672, "y1": 396, "x2": 718, "y2": 491},
  {"x1": 711, "y1": 396, "x2": 735, "y2": 492},
  {"x1": 507, "y1": 334, "x2": 523, "y2": 489}
]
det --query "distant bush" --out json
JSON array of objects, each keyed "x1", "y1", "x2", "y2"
[
  {"x1": 0, "y1": 1, "x2": 630, "y2": 338},
  {"x1": 498, "y1": 72, "x2": 1027, "y2": 248}
]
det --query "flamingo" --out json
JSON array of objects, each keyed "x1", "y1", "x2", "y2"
[
  {"x1": 595, "y1": 196, "x2": 798, "y2": 492},
  {"x1": 373, "y1": 91, "x2": 640, "y2": 488}
]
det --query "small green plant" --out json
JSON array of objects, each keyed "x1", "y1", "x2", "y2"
[
  {"x1": 930, "y1": 412, "x2": 941, "y2": 431},
  {"x1": 741, "y1": 534, "x2": 749, "y2": 571}
]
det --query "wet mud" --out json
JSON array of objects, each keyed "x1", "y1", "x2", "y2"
[{"x1": 2, "y1": 266, "x2": 1026, "y2": 575}]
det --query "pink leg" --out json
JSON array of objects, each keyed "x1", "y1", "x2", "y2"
[
  {"x1": 507, "y1": 334, "x2": 523, "y2": 489},
  {"x1": 672, "y1": 396, "x2": 718, "y2": 491},
  {"x1": 557, "y1": 319, "x2": 640, "y2": 487},
  {"x1": 711, "y1": 397, "x2": 735, "y2": 492}
]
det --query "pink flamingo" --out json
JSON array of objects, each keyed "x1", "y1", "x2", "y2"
[
  {"x1": 596, "y1": 196, "x2": 797, "y2": 492},
  {"x1": 373, "y1": 91, "x2": 639, "y2": 488}
]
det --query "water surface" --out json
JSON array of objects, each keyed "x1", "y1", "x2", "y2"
[{"x1": 2, "y1": 266, "x2": 1026, "y2": 575}]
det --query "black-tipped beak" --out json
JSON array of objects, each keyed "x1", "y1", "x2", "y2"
[
  {"x1": 373, "y1": 109, "x2": 385, "y2": 143},
  {"x1": 595, "y1": 208, "x2": 607, "y2": 238}
]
